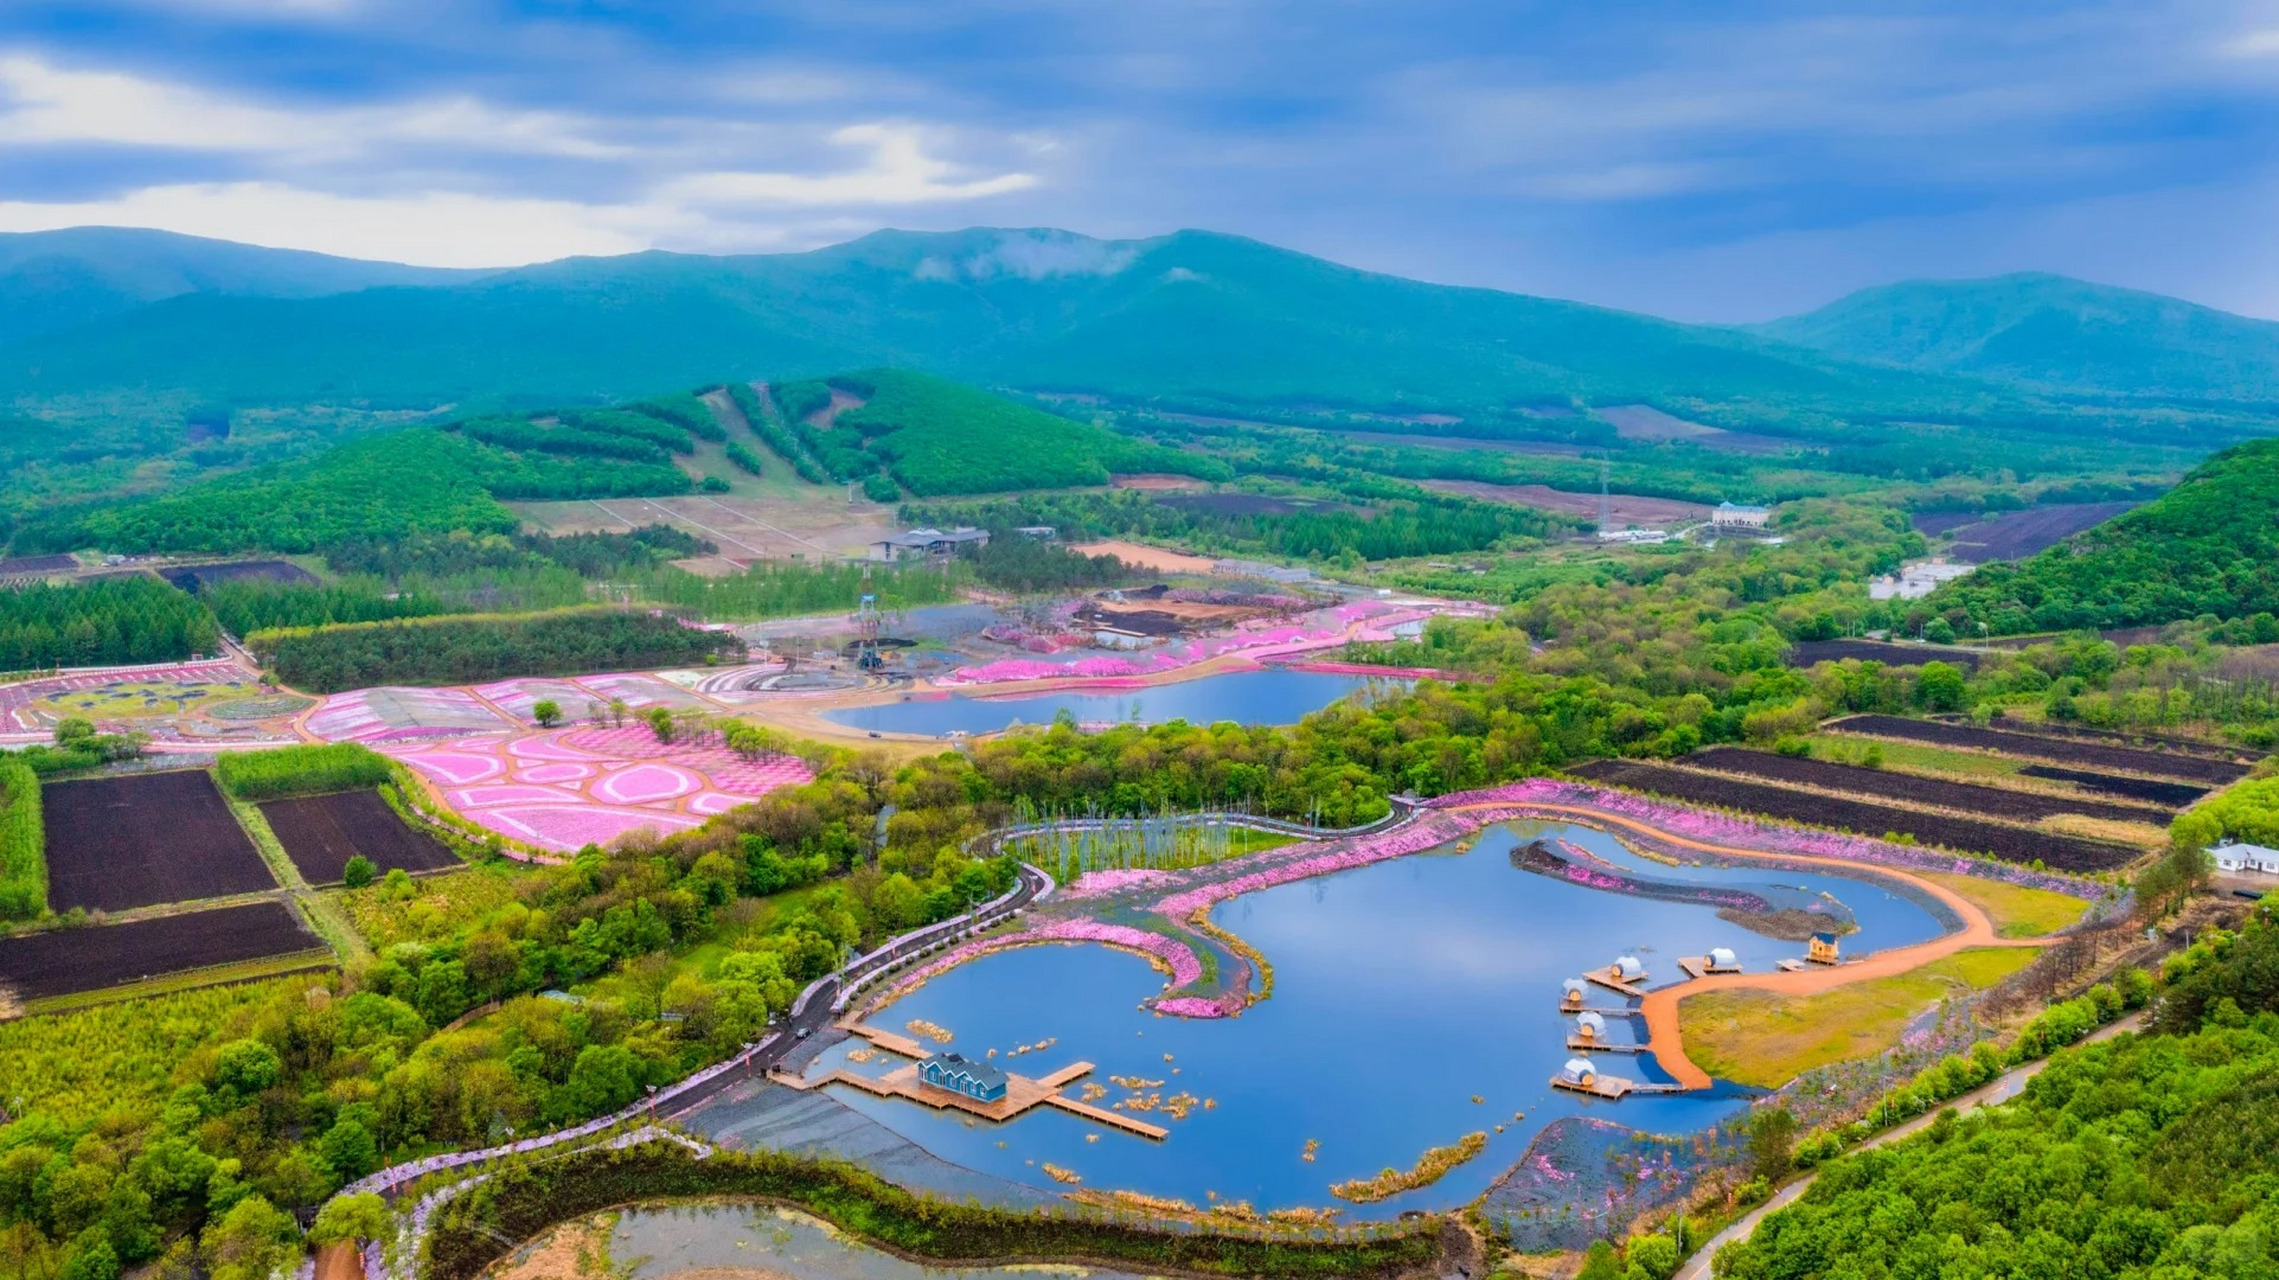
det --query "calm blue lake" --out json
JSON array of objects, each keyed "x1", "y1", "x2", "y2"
[
  {"x1": 823, "y1": 669, "x2": 1395, "y2": 737},
  {"x1": 807, "y1": 821, "x2": 1946, "y2": 1214}
]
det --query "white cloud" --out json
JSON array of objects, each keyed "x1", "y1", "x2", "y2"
[
  {"x1": 664, "y1": 123, "x2": 1036, "y2": 206},
  {"x1": 2222, "y1": 27, "x2": 2279, "y2": 56},
  {"x1": 0, "y1": 53, "x2": 623, "y2": 159},
  {"x1": 0, "y1": 182, "x2": 684, "y2": 266}
]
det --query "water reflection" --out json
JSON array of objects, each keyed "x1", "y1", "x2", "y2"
[{"x1": 822, "y1": 670, "x2": 1394, "y2": 736}]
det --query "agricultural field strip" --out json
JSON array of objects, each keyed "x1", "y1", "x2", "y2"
[
  {"x1": 1826, "y1": 715, "x2": 2250, "y2": 786},
  {"x1": 1566, "y1": 759, "x2": 2139, "y2": 871},
  {"x1": 258, "y1": 790, "x2": 458, "y2": 885},
  {"x1": 1973, "y1": 717, "x2": 2254, "y2": 763},
  {"x1": 41, "y1": 771, "x2": 281, "y2": 912},
  {"x1": 1686, "y1": 747, "x2": 2171, "y2": 825},
  {"x1": 2014, "y1": 764, "x2": 2207, "y2": 807},
  {"x1": 0, "y1": 899, "x2": 324, "y2": 1002},
  {"x1": 220, "y1": 791, "x2": 368, "y2": 964}
]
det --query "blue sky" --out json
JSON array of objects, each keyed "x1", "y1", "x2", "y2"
[{"x1": 2, "y1": 0, "x2": 2276, "y2": 320}]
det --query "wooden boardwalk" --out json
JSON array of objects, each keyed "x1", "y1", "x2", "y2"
[
  {"x1": 1550, "y1": 1073, "x2": 1686, "y2": 1099},
  {"x1": 773, "y1": 1024, "x2": 1171, "y2": 1140},
  {"x1": 1677, "y1": 955, "x2": 1743, "y2": 979},
  {"x1": 1567, "y1": 1036, "x2": 1647, "y2": 1053}
]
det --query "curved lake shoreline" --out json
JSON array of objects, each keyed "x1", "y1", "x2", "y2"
[{"x1": 729, "y1": 820, "x2": 1948, "y2": 1217}]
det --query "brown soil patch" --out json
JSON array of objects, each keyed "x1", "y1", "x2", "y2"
[
  {"x1": 483, "y1": 1218, "x2": 607, "y2": 1280},
  {"x1": 1111, "y1": 473, "x2": 1209, "y2": 491},
  {"x1": 806, "y1": 387, "x2": 867, "y2": 431},
  {"x1": 1423, "y1": 480, "x2": 1707, "y2": 527},
  {"x1": 315, "y1": 1241, "x2": 366, "y2": 1280},
  {"x1": 1070, "y1": 540, "x2": 1217, "y2": 574}
]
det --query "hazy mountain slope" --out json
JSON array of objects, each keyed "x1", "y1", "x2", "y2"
[
  {"x1": 0, "y1": 226, "x2": 482, "y2": 347},
  {"x1": 1757, "y1": 272, "x2": 2279, "y2": 403},
  {"x1": 0, "y1": 227, "x2": 1980, "y2": 417}
]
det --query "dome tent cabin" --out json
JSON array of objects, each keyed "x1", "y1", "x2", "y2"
[
  {"x1": 1614, "y1": 955, "x2": 1646, "y2": 982},
  {"x1": 1575, "y1": 1011, "x2": 1607, "y2": 1041},
  {"x1": 1560, "y1": 1057, "x2": 1598, "y2": 1087},
  {"x1": 1561, "y1": 978, "x2": 1588, "y2": 1010},
  {"x1": 1708, "y1": 946, "x2": 1738, "y2": 970}
]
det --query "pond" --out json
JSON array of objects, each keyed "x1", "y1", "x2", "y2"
[
  {"x1": 504, "y1": 1203, "x2": 1151, "y2": 1280},
  {"x1": 821, "y1": 669, "x2": 1396, "y2": 737},
  {"x1": 794, "y1": 821, "x2": 1949, "y2": 1214}
]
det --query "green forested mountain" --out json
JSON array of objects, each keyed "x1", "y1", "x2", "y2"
[
  {"x1": 0, "y1": 226, "x2": 480, "y2": 347},
  {"x1": 1757, "y1": 272, "x2": 2279, "y2": 404},
  {"x1": 0, "y1": 227, "x2": 1991, "y2": 419},
  {"x1": 1927, "y1": 437, "x2": 2279, "y2": 632}
]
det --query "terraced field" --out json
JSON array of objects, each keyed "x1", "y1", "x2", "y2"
[
  {"x1": 1826, "y1": 715, "x2": 2249, "y2": 786},
  {"x1": 1568, "y1": 759, "x2": 2140, "y2": 872},
  {"x1": 1687, "y1": 747, "x2": 2171, "y2": 826}
]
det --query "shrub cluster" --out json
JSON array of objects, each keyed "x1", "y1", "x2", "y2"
[{"x1": 216, "y1": 744, "x2": 395, "y2": 801}]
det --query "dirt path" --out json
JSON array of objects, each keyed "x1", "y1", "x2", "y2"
[{"x1": 1441, "y1": 800, "x2": 2053, "y2": 1090}]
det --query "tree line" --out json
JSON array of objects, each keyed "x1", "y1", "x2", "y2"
[
  {"x1": 0, "y1": 575, "x2": 221, "y2": 669},
  {"x1": 246, "y1": 608, "x2": 744, "y2": 693}
]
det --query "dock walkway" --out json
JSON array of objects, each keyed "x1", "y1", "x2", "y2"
[{"x1": 770, "y1": 1024, "x2": 1170, "y2": 1140}]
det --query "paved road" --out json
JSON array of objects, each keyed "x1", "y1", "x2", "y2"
[{"x1": 1672, "y1": 1011, "x2": 2148, "y2": 1280}]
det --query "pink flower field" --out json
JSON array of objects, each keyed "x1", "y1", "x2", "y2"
[{"x1": 384, "y1": 726, "x2": 811, "y2": 853}]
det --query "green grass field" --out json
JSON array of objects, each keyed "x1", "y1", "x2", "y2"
[
  {"x1": 1918, "y1": 871, "x2": 2093, "y2": 938},
  {"x1": 1680, "y1": 947, "x2": 2041, "y2": 1088}
]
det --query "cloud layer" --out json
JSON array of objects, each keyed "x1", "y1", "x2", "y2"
[{"x1": 1, "y1": 1, "x2": 2275, "y2": 318}]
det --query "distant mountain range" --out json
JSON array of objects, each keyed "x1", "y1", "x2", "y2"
[
  {"x1": 1755, "y1": 273, "x2": 2279, "y2": 406},
  {"x1": 1, "y1": 226, "x2": 2275, "y2": 431}
]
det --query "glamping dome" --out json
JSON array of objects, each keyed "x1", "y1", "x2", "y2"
[
  {"x1": 1575, "y1": 1011, "x2": 1606, "y2": 1038},
  {"x1": 1615, "y1": 955, "x2": 1646, "y2": 981},
  {"x1": 1708, "y1": 946, "x2": 1738, "y2": 969},
  {"x1": 1560, "y1": 1057, "x2": 1598, "y2": 1086},
  {"x1": 1562, "y1": 978, "x2": 1588, "y2": 1001}
]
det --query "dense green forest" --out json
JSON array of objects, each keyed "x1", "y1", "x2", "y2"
[
  {"x1": 0, "y1": 576, "x2": 221, "y2": 669},
  {"x1": 1928, "y1": 438, "x2": 2279, "y2": 633},
  {"x1": 1715, "y1": 909, "x2": 2279, "y2": 1279},
  {"x1": 769, "y1": 369, "x2": 1226, "y2": 496},
  {"x1": 200, "y1": 527, "x2": 708, "y2": 633},
  {"x1": 910, "y1": 484, "x2": 1575, "y2": 564},
  {"x1": 247, "y1": 608, "x2": 744, "y2": 692}
]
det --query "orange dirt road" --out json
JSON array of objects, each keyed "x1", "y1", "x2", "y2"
[{"x1": 1444, "y1": 800, "x2": 2054, "y2": 1090}]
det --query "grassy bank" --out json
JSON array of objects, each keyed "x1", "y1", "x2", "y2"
[{"x1": 1678, "y1": 947, "x2": 2041, "y2": 1088}]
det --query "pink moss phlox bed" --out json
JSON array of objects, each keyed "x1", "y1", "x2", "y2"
[{"x1": 1430, "y1": 777, "x2": 2098, "y2": 898}]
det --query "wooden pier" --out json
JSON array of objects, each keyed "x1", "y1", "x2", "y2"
[
  {"x1": 1677, "y1": 955, "x2": 1743, "y2": 979},
  {"x1": 770, "y1": 1024, "x2": 1170, "y2": 1140},
  {"x1": 1583, "y1": 964, "x2": 1647, "y2": 997},
  {"x1": 1549, "y1": 1073, "x2": 1685, "y2": 1098},
  {"x1": 1566, "y1": 1036, "x2": 1646, "y2": 1053}
]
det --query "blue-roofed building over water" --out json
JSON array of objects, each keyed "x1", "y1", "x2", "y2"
[{"x1": 917, "y1": 1052, "x2": 1008, "y2": 1103}]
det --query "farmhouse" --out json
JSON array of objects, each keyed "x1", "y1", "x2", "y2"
[
  {"x1": 2211, "y1": 841, "x2": 2279, "y2": 875},
  {"x1": 916, "y1": 1052, "x2": 1008, "y2": 1103},
  {"x1": 871, "y1": 527, "x2": 991, "y2": 562},
  {"x1": 1807, "y1": 932, "x2": 1842, "y2": 965},
  {"x1": 1712, "y1": 501, "x2": 1771, "y2": 529}
]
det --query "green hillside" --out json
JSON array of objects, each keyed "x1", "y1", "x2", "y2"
[
  {"x1": 0, "y1": 226, "x2": 478, "y2": 347},
  {"x1": 768, "y1": 368, "x2": 1224, "y2": 496},
  {"x1": 1757, "y1": 272, "x2": 2279, "y2": 404},
  {"x1": 11, "y1": 370, "x2": 1214, "y2": 553},
  {"x1": 1926, "y1": 437, "x2": 2279, "y2": 632},
  {"x1": 0, "y1": 228, "x2": 1998, "y2": 424}
]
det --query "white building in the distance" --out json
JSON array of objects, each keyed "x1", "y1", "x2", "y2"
[{"x1": 1712, "y1": 501, "x2": 1771, "y2": 529}]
